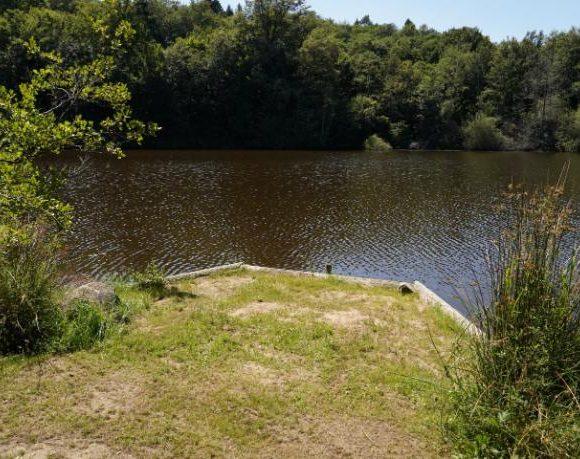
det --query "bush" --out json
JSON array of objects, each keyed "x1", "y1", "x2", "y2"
[
  {"x1": 0, "y1": 225, "x2": 150, "y2": 355},
  {"x1": 132, "y1": 263, "x2": 169, "y2": 298},
  {"x1": 463, "y1": 114, "x2": 506, "y2": 151},
  {"x1": 557, "y1": 108, "x2": 580, "y2": 153},
  {"x1": 0, "y1": 228, "x2": 63, "y2": 355},
  {"x1": 60, "y1": 300, "x2": 107, "y2": 352},
  {"x1": 364, "y1": 134, "x2": 393, "y2": 152},
  {"x1": 445, "y1": 173, "x2": 580, "y2": 457}
]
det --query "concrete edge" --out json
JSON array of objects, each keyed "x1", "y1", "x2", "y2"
[
  {"x1": 166, "y1": 263, "x2": 244, "y2": 281},
  {"x1": 165, "y1": 263, "x2": 478, "y2": 332},
  {"x1": 412, "y1": 281, "x2": 479, "y2": 333}
]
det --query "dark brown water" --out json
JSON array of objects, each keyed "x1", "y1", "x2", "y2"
[{"x1": 62, "y1": 150, "x2": 579, "y2": 312}]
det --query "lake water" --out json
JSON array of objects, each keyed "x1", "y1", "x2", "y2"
[{"x1": 61, "y1": 150, "x2": 579, "y2": 313}]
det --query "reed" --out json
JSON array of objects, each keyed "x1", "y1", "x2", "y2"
[
  {"x1": 445, "y1": 168, "x2": 580, "y2": 457},
  {"x1": 0, "y1": 226, "x2": 62, "y2": 355}
]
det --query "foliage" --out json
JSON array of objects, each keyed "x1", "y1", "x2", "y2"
[
  {"x1": 59, "y1": 299, "x2": 108, "y2": 352},
  {"x1": 0, "y1": 12, "x2": 156, "y2": 355},
  {"x1": 445, "y1": 175, "x2": 580, "y2": 457},
  {"x1": 462, "y1": 114, "x2": 506, "y2": 151},
  {"x1": 0, "y1": 225, "x2": 152, "y2": 355},
  {"x1": 0, "y1": 1, "x2": 577, "y2": 150},
  {"x1": 0, "y1": 226, "x2": 62, "y2": 355},
  {"x1": 364, "y1": 134, "x2": 392, "y2": 152},
  {"x1": 0, "y1": 41, "x2": 158, "y2": 229},
  {"x1": 557, "y1": 107, "x2": 580, "y2": 152},
  {"x1": 132, "y1": 263, "x2": 168, "y2": 297}
]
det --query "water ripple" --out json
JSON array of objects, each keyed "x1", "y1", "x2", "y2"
[{"x1": 59, "y1": 150, "x2": 579, "y2": 313}]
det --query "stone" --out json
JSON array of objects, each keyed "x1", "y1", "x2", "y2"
[
  {"x1": 66, "y1": 282, "x2": 118, "y2": 306},
  {"x1": 398, "y1": 283, "x2": 414, "y2": 295}
]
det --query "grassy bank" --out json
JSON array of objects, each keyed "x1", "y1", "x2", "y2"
[{"x1": 0, "y1": 268, "x2": 460, "y2": 458}]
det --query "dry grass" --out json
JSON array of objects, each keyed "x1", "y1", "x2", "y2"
[{"x1": 0, "y1": 268, "x2": 461, "y2": 458}]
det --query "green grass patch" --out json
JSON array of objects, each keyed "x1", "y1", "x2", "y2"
[{"x1": 0, "y1": 269, "x2": 459, "y2": 457}]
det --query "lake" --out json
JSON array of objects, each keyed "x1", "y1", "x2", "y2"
[{"x1": 61, "y1": 150, "x2": 579, "y2": 313}]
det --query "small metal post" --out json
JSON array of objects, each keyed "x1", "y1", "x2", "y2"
[{"x1": 325, "y1": 264, "x2": 333, "y2": 275}]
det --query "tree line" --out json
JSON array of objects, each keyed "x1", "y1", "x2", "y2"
[{"x1": 1, "y1": 0, "x2": 578, "y2": 151}]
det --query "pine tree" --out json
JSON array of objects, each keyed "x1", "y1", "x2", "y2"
[{"x1": 207, "y1": 0, "x2": 224, "y2": 14}]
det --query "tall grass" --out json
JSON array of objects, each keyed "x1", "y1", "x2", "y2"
[
  {"x1": 59, "y1": 300, "x2": 108, "y2": 352},
  {"x1": 0, "y1": 226, "x2": 153, "y2": 355},
  {"x1": 0, "y1": 227, "x2": 63, "y2": 355},
  {"x1": 445, "y1": 170, "x2": 579, "y2": 457},
  {"x1": 131, "y1": 263, "x2": 170, "y2": 299}
]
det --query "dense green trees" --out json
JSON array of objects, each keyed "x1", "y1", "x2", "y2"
[
  {"x1": 0, "y1": 0, "x2": 578, "y2": 151},
  {"x1": 462, "y1": 114, "x2": 506, "y2": 151}
]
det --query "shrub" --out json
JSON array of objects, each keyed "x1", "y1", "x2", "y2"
[
  {"x1": 463, "y1": 114, "x2": 506, "y2": 151},
  {"x1": 60, "y1": 300, "x2": 107, "y2": 352},
  {"x1": 364, "y1": 134, "x2": 393, "y2": 152},
  {"x1": 132, "y1": 263, "x2": 169, "y2": 298},
  {"x1": 557, "y1": 108, "x2": 580, "y2": 153},
  {"x1": 0, "y1": 225, "x2": 149, "y2": 355},
  {"x1": 0, "y1": 227, "x2": 63, "y2": 355},
  {"x1": 444, "y1": 172, "x2": 580, "y2": 457}
]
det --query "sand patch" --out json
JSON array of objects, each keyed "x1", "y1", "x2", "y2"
[
  {"x1": 240, "y1": 362, "x2": 281, "y2": 386},
  {"x1": 275, "y1": 306, "x2": 317, "y2": 323},
  {"x1": 161, "y1": 356, "x2": 186, "y2": 370},
  {"x1": 285, "y1": 306, "x2": 316, "y2": 318},
  {"x1": 0, "y1": 441, "x2": 132, "y2": 459},
  {"x1": 409, "y1": 319, "x2": 428, "y2": 332},
  {"x1": 239, "y1": 362, "x2": 317, "y2": 388},
  {"x1": 231, "y1": 302, "x2": 282, "y2": 318},
  {"x1": 318, "y1": 291, "x2": 373, "y2": 302},
  {"x1": 312, "y1": 290, "x2": 395, "y2": 307},
  {"x1": 132, "y1": 317, "x2": 167, "y2": 336},
  {"x1": 322, "y1": 309, "x2": 372, "y2": 329},
  {"x1": 251, "y1": 345, "x2": 308, "y2": 366},
  {"x1": 193, "y1": 275, "x2": 255, "y2": 299},
  {"x1": 308, "y1": 291, "x2": 397, "y2": 322},
  {"x1": 76, "y1": 374, "x2": 141, "y2": 418},
  {"x1": 23, "y1": 356, "x2": 86, "y2": 383},
  {"x1": 265, "y1": 415, "x2": 431, "y2": 458}
]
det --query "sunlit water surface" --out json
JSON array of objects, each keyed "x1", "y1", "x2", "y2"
[{"x1": 60, "y1": 150, "x2": 579, "y2": 314}]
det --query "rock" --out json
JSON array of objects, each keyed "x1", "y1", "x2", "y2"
[
  {"x1": 66, "y1": 282, "x2": 118, "y2": 306},
  {"x1": 398, "y1": 283, "x2": 415, "y2": 295}
]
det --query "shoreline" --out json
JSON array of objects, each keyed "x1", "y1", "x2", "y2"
[{"x1": 119, "y1": 147, "x2": 567, "y2": 154}]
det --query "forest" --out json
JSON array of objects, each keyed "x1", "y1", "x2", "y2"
[{"x1": 1, "y1": 0, "x2": 579, "y2": 151}]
